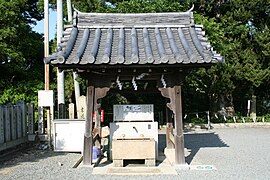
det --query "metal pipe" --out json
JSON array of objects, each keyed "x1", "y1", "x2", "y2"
[
  {"x1": 44, "y1": 0, "x2": 49, "y2": 90},
  {"x1": 57, "y1": 0, "x2": 63, "y2": 45},
  {"x1": 73, "y1": 71, "x2": 80, "y2": 118},
  {"x1": 57, "y1": 0, "x2": 65, "y2": 118}
]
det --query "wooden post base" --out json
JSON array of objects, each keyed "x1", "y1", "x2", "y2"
[{"x1": 83, "y1": 135, "x2": 93, "y2": 165}]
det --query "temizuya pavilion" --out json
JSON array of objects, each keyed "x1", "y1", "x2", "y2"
[{"x1": 45, "y1": 8, "x2": 224, "y2": 166}]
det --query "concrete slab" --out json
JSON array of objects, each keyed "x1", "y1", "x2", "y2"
[
  {"x1": 174, "y1": 164, "x2": 190, "y2": 170},
  {"x1": 79, "y1": 164, "x2": 94, "y2": 168},
  {"x1": 78, "y1": 128, "x2": 223, "y2": 175},
  {"x1": 91, "y1": 155, "x2": 177, "y2": 175},
  {"x1": 106, "y1": 167, "x2": 161, "y2": 175}
]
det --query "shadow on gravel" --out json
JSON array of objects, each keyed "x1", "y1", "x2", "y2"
[
  {"x1": 0, "y1": 143, "x2": 75, "y2": 170},
  {"x1": 184, "y1": 132, "x2": 229, "y2": 164}
]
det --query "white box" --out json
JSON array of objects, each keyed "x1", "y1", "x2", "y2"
[{"x1": 53, "y1": 120, "x2": 85, "y2": 152}]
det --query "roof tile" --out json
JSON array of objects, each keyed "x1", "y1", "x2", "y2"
[{"x1": 46, "y1": 10, "x2": 224, "y2": 67}]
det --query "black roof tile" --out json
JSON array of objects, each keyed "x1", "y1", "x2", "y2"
[{"x1": 45, "y1": 9, "x2": 224, "y2": 68}]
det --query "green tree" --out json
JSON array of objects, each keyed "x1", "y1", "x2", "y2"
[
  {"x1": 45, "y1": 0, "x2": 270, "y2": 117},
  {"x1": 0, "y1": 0, "x2": 45, "y2": 105},
  {"x1": 189, "y1": 0, "x2": 270, "y2": 116}
]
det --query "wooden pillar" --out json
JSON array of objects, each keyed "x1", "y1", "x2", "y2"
[
  {"x1": 173, "y1": 85, "x2": 185, "y2": 164},
  {"x1": 83, "y1": 86, "x2": 94, "y2": 165},
  {"x1": 159, "y1": 86, "x2": 185, "y2": 165},
  {"x1": 94, "y1": 88, "x2": 110, "y2": 129}
]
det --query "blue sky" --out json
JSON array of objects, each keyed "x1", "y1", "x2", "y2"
[
  {"x1": 32, "y1": 9, "x2": 57, "y2": 40},
  {"x1": 32, "y1": 3, "x2": 115, "y2": 40}
]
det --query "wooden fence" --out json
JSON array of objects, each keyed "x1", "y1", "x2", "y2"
[{"x1": 0, "y1": 101, "x2": 34, "y2": 152}]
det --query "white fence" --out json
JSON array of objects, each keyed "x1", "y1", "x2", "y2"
[{"x1": 0, "y1": 101, "x2": 34, "y2": 151}]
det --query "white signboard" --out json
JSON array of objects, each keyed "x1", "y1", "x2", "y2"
[
  {"x1": 113, "y1": 104, "x2": 154, "y2": 122},
  {"x1": 38, "y1": 90, "x2": 54, "y2": 107}
]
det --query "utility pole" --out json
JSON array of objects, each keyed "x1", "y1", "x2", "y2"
[
  {"x1": 44, "y1": 0, "x2": 51, "y2": 148},
  {"x1": 57, "y1": 0, "x2": 65, "y2": 118}
]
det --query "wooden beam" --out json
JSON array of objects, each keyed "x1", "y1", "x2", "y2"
[
  {"x1": 83, "y1": 86, "x2": 94, "y2": 165},
  {"x1": 159, "y1": 87, "x2": 175, "y2": 112},
  {"x1": 109, "y1": 89, "x2": 160, "y2": 94}
]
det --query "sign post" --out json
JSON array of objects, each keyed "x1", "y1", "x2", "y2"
[{"x1": 38, "y1": 90, "x2": 54, "y2": 147}]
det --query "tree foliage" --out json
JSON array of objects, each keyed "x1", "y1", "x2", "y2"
[
  {"x1": 184, "y1": 0, "x2": 270, "y2": 115},
  {"x1": 0, "y1": 0, "x2": 44, "y2": 105},
  {"x1": 1, "y1": 0, "x2": 269, "y2": 117},
  {"x1": 45, "y1": 0, "x2": 270, "y2": 116}
]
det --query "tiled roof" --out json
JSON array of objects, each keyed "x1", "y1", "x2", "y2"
[{"x1": 45, "y1": 10, "x2": 224, "y2": 67}]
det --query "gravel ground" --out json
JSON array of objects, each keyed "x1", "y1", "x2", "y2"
[{"x1": 0, "y1": 128, "x2": 270, "y2": 180}]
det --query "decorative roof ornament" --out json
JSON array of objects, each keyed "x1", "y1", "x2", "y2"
[{"x1": 187, "y1": 4, "x2": 195, "y2": 12}]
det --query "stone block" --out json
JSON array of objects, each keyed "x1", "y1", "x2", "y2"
[
  {"x1": 112, "y1": 138, "x2": 156, "y2": 166},
  {"x1": 145, "y1": 159, "x2": 156, "y2": 166},
  {"x1": 113, "y1": 159, "x2": 123, "y2": 167}
]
